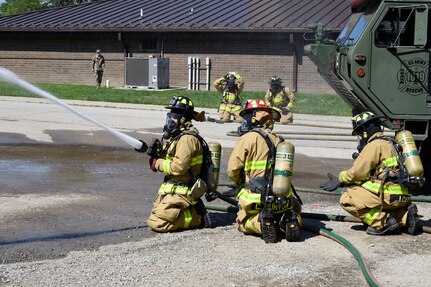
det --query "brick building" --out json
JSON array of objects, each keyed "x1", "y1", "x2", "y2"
[{"x1": 0, "y1": 0, "x2": 350, "y2": 93}]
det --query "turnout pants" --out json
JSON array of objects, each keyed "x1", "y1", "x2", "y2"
[
  {"x1": 219, "y1": 103, "x2": 242, "y2": 123},
  {"x1": 147, "y1": 193, "x2": 202, "y2": 232},
  {"x1": 340, "y1": 186, "x2": 411, "y2": 230}
]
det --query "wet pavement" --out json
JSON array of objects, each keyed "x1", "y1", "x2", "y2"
[
  {"x1": 0, "y1": 143, "x2": 351, "y2": 264},
  {"x1": 0, "y1": 96, "x2": 362, "y2": 264}
]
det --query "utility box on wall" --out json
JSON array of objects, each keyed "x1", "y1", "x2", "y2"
[{"x1": 124, "y1": 57, "x2": 169, "y2": 89}]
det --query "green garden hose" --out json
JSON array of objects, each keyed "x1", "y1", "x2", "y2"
[
  {"x1": 302, "y1": 222, "x2": 382, "y2": 287},
  {"x1": 206, "y1": 198, "x2": 431, "y2": 287}
]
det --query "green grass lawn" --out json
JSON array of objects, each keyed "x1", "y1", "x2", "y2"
[{"x1": 0, "y1": 81, "x2": 351, "y2": 116}]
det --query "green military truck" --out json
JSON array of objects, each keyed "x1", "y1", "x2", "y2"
[{"x1": 304, "y1": 0, "x2": 431, "y2": 193}]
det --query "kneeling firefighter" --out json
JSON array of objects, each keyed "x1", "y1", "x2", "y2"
[
  {"x1": 320, "y1": 111, "x2": 422, "y2": 236},
  {"x1": 146, "y1": 96, "x2": 212, "y2": 232},
  {"x1": 228, "y1": 99, "x2": 302, "y2": 243}
]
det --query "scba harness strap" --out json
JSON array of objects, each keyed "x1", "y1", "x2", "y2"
[{"x1": 244, "y1": 129, "x2": 303, "y2": 206}]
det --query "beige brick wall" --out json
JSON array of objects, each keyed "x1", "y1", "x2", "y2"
[{"x1": 0, "y1": 32, "x2": 335, "y2": 93}]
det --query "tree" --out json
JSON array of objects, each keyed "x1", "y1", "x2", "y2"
[
  {"x1": 47, "y1": 1, "x2": 96, "y2": 7},
  {"x1": 0, "y1": 0, "x2": 46, "y2": 16},
  {"x1": 0, "y1": 0, "x2": 98, "y2": 15}
]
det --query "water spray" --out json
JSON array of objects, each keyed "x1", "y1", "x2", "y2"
[{"x1": 0, "y1": 67, "x2": 147, "y2": 151}]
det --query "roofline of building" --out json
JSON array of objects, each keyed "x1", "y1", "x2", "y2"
[{"x1": 0, "y1": 27, "x2": 342, "y2": 33}]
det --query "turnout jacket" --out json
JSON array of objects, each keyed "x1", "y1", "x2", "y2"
[
  {"x1": 214, "y1": 74, "x2": 244, "y2": 105},
  {"x1": 154, "y1": 127, "x2": 203, "y2": 185},
  {"x1": 264, "y1": 86, "x2": 295, "y2": 111},
  {"x1": 338, "y1": 132, "x2": 408, "y2": 195},
  {"x1": 228, "y1": 128, "x2": 282, "y2": 186}
]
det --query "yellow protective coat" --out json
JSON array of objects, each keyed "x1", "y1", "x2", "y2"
[
  {"x1": 214, "y1": 73, "x2": 244, "y2": 123},
  {"x1": 227, "y1": 128, "x2": 301, "y2": 235},
  {"x1": 339, "y1": 132, "x2": 411, "y2": 230},
  {"x1": 147, "y1": 127, "x2": 205, "y2": 232},
  {"x1": 264, "y1": 86, "x2": 295, "y2": 124}
]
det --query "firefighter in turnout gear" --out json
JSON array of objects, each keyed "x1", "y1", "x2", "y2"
[
  {"x1": 320, "y1": 111, "x2": 421, "y2": 236},
  {"x1": 265, "y1": 76, "x2": 295, "y2": 125},
  {"x1": 228, "y1": 99, "x2": 302, "y2": 243},
  {"x1": 146, "y1": 96, "x2": 211, "y2": 232},
  {"x1": 213, "y1": 71, "x2": 244, "y2": 123}
]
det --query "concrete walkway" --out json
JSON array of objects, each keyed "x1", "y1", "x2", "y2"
[{"x1": 0, "y1": 96, "x2": 357, "y2": 159}]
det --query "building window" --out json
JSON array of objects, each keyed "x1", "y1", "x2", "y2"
[{"x1": 140, "y1": 38, "x2": 158, "y2": 52}]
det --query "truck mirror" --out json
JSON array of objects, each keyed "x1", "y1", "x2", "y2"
[{"x1": 414, "y1": 6, "x2": 428, "y2": 47}]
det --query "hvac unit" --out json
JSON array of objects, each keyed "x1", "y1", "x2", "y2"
[{"x1": 124, "y1": 57, "x2": 169, "y2": 89}]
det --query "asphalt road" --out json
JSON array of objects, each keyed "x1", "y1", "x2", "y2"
[{"x1": 1, "y1": 96, "x2": 430, "y2": 287}]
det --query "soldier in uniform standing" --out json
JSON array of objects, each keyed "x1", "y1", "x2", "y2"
[
  {"x1": 265, "y1": 76, "x2": 295, "y2": 125},
  {"x1": 320, "y1": 111, "x2": 421, "y2": 235},
  {"x1": 228, "y1": 99, "x2": 302, "y2": 243},
  {"x1": 146, "y1": 96, "x2": 210, "y2": 232},
  {"x1": 91, "y1": 49, "x2": 105, "y2": 90},
  {"x1": 213, "y1": 72, "x2": 244, "y2": 123}
]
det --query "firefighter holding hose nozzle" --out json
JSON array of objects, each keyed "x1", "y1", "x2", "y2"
[
  {"x1": 145, "y1": 96, "x2": 211, "y2": 232},
  {"x1": 228, "y1": 99, "x2": 302, "y2": 243},
  {"x1": 320, "y1": 111, "x2": 422, "y2": 236}
]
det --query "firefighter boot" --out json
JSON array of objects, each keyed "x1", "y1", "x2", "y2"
[
  {"x1": 407, "y1": 203, "x2": 421, "y2": 235},
  {"x1": 260, "y1": 208, "x2": 278, "y2": 243},
  {"x1": 282, "y1": 210, "x2": 301, "y2": 242},
  {"x1": 195, "y1": 198, "x2": 212, "y2": 228},
  {"x1": 366, "y1": 215, "x2": 399, "y2": 235}
]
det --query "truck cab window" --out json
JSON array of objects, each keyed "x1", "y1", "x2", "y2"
[{"x1": 375, "y1": 8, "x2": 416, "y2": 47}]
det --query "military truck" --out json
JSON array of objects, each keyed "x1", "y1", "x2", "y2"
[{"x1": 304, "y1": 0, "x2": 431, "y2": 193}]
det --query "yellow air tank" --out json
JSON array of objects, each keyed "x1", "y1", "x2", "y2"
[
  {"x1": 272, "y1": 141, "x2": 295, "y2": 198},
  {"x1": 395, "y1": 130, "x2": 424, "y2": 178},
  {"x1": 208, "y1": 142, "x2": 221, "y2": 191}
]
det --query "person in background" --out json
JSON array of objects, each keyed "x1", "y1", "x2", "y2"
[
  {"x1": 265, "y1": 76, "x2": 295, "y2": 125},
  {"x1": 213, "y1": 71, "x2": 244, "y2": 123},
  {"x1": 91, "y1": 49, "x2": 105, "y2": 90}
]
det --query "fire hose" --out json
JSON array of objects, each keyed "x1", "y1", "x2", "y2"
[
  {"x1": 0, "y1": 67, "x2": 147, "y2": 151},
  {"x1": 205, "y1": 203, "x2": 383, "y2": 287},
  {"x1": 205, "y1": 188, "x2": 431, "y2": 287}
]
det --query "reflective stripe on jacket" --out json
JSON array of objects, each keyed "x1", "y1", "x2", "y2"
[
  {"x1": 338, "y1": 132, "x2": 407, "y2": 194},
  {"x1": 158, "y1": 182, "x2": 192, "y2": 196},
  {"x1": 155, "y1": 127, "x2": 203, "y2": 183},
  {"x1": 227, "y1": 128, "x2": 282, "y2": 186},
  {"x1": 265, "y1": 86, "x2": 295, "y2": 110},
  {"x1": 219, "y1": 103, "x2": 242, "y2": 112}
]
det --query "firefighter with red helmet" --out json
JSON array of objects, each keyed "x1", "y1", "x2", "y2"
[
  {"x1": 228, "y1": 99, "x2": 302, "y2": 243},
  {"x1": 213, "y1": 71, "x2": 244, "y2": 123},
  {"x1": 146, "y1": 96, "x2": 210, "y2": 232},
  {"x1": 320, "y1": 111, "x2": 421, "y2": 235},
  {"x1": 265, "y1": 76, "x2": 295, "y2": 125}
]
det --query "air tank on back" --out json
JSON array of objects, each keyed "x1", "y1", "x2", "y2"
[{"x1": 272, "y1": 141, "x2": 295, "y2": 198}]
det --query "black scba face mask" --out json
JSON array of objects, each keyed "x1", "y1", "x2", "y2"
[
  {"x1": 226, "y1": 77, "x2": 237, "y2": 93},
  {"x1": 237, "y1": 113, "x2": 256, "y2": 136},
  {"x1": 163, "y1": 112, "x2": 183, "y2": 139},
  {"x1": 270, "y1": 84, "x2": 281, "y2": 91}
]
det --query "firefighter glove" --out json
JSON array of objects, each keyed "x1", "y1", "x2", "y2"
[
  {"x1": 320, "y1": 173, "x2": 340, "y2": 191},
  {"x1": 281, "y1": 107, "x2": 290, "y2": 115},
  {"x1": 149, "y1": 157, "x2": 158, "y2": 172},
  {"x1": 146, "y1": 138, "x2": 161, "y2": 158}
]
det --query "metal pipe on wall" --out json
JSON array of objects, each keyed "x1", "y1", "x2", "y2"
[
  {"x1": 188, "y1": 56, "x2": 192, "y2": 90},
  {"x1": 188, "y1": 56, "x2": 211, "y2": 90},
  {"x1": 196, "y1": 57, "x2": 200, "y2": 91},
  {"x1": 206, "y1": 57, "x2": 211, "y2": 91}
]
